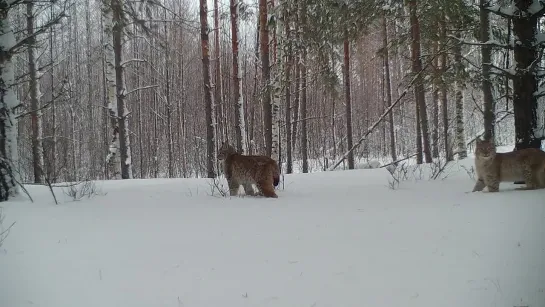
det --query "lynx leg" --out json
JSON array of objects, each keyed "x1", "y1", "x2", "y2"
[
  {"x1": 517, "y1": 167, "x2": 538, "y2": 190},
  {"x1": 472, "y1": 178, "x2": 486, "y2": 192},
  {"x1": 256, "y1": 180, "x2": 278, "y2": 198},
  {"x1": 242, "y1": 183, "x2": 257, "y2": 196},
  {"x1": 537, "y1": 170, "x2": 545, "y2": 188},
  {"x1": 227, "y1": 178, "x2": 240, "y2": 196},
  {"x1": 484, "y1": 176, "x2": 499, "y2": 192}
]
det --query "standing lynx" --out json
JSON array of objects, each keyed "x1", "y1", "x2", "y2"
[
  {"x1": 217, "y1": 142, "x2": 280, "y2": 198},
  {"x1": 472, "y1": 138, "x2": 545, "y2": 192}
]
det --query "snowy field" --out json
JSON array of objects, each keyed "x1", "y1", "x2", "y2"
[{"x1": 1, "y1": 154, "x2": 544, "y2": 307}]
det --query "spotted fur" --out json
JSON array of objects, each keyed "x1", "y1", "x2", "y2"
[
  {"x1": 217, "y1": 142, "x2": 280, "y2": 198},
  {"x1": 472, "y1": 138, "x2": 545, "y2": 192}
]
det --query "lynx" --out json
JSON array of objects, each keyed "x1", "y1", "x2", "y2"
[
  {"x1": 217, "y1": 142, "x2": 280, "y2": 198},
  {"x1": 472, "y1": 138, "x2": 545, "y2": 192}
]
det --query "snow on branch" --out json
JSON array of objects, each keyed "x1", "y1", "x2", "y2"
[
  {"x1": 449, "y1": 35, "x2": 512, "y2": 50},
  {"x1": 486, "y1": 1, "x2": 545, "y2": 18},
  {"x1": 488, "y1": 63, "x2": 516, "y2": 79},
  {"x1": 124, "y1": 84, "x2": 159, "y2": 97},
  {"x1": 529, "y1": 0, "x2": 545, "y2": 17},
  {"x1": 485, "y1": 3, "x2": 517, "y2": 18}
]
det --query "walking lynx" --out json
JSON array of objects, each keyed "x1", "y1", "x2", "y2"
[
  {"x1": 217, "y1": 142, "x2": 280, "y2": 198},
  {"x1": 472, "y1": 138, "x2": 545, "y2": 192}
]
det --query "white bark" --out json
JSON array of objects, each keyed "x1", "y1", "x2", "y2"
[
  {"x1": 270, "y1": 5, "x2": 282, "y2": 162},
  {"x1": 0, "y1": 11, "x2": 20, "y2": 198},
  {"x1": 27, "y1": 1, "x2": 44, "y2": 183},
  {"x1": 235, "y1": 0, "x2": 247, "y2": 153},
  {"x1": 455, "y1": 84, "x2": 467, "y2": 158},
  {"x1": 102, "y1": 0, "x2": 121, "y2": 179}
]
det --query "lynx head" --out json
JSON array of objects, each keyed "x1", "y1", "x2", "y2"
[
  {"x1": 475, "y1": 138, "x2": 496, "y2": 160},
  {"x1": 217, "y1": 142, "x2": 237, "y2": 160}
]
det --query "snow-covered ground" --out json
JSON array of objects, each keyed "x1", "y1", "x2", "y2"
[{"x1": 1, "y1": 155, "x2": 544, "y2": 307}]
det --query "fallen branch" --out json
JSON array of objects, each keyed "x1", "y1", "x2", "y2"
[
  {"x1": 380, "y1": 153, "x2": 418, "y2": 169},
  {"x1": 328, "y1": 40, "x2": 452, "y2": 171}
]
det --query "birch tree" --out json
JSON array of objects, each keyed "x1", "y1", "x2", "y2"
[
  {"x1": 0, "y1": 1, "x2": 19, "y2": 200},
  {"x1": 230, "y1": 0, "x2": 246, "y2": 153},
  {"x1": 200, "y1": 0, "x2": 216, "y2": 178},
  {"x1": 259, "y1": 0, "x2": 273, "y2": 157},
  {"x1": 480, "y1": 0, "x2": 494, "y2": 141},
  {"x1": 102, "y1": 0, "x2": 122, "y2": 179},
  {"x1": 26, "y1": 0, "x2": 44, "y2": 183},
  {"x1": 270, "y1": 0, "x2": 281, "y2": 163},
  {"x1": 1, "y1": 0, "x2": 63, "y2": 200}
]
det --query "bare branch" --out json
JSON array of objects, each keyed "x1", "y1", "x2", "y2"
[
  {"x1": 124, "y1": 84, "x2": 159, "y2": 97},
  {"x1": 120, "y1": 58, "x2": 148, "y2": 67},
  {"x1": 9, "y1": 10, "x2": 67, "y2": 55}
]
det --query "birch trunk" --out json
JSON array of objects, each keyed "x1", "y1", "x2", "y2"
[
  {"x1": 480, "y1": 0, "x2": 495, "y2": 141},
  {"x1": 0, "y1": 3, "x2": 19, "y2": 200},
  {"x1": 26, "y1": 1, "x2": 44, "y2": 183},
  {"x1": 112, "y1": 0, "x2": 132, "y2": 179},
  {"x1": 200, "y1": 0, "x2": 216, "y2": 178},
  {"x1": 102, "y1": 0, "x2": 121, "y2": 179},
  {"x1": 270, "y1": 0, "x2": 281, "y2": 163},
  {"x1": 213, "y1": 0, "x2": 225, "y2": 144},
  {"x1": 230, "y1": 0, "x2": 246, "y2": 153},
  {"x1": 453, "y1": 34, "x2": 467, "y2": 159},
  {"x1": 259, "y1": 0, "x2": 273, "y2": 157}
]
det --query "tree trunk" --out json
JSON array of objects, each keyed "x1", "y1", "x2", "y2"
[
  {"x1": 284, "y1": 11, "x2": 293, "y2": 174},
  {"x1": 382, "y1": 13, "x2": 397, "y2": 163},
  {"x1": 343, "y1": 32, "x2": 354, "y2": 169},
  {"x1": 259, "y1": 0, "x2": 272, "y2": 157},
  {"x1": 415, "y1": 100, "x2": 422, "y2": 164},
  {"x1": 26, "y1": 1, "x2": 44, "y2": 183},
  {"x1": 163, "y1": 9, "x2": 174, "y2": 178},
  {"x1": 213, "y1": 0, "x2": 225, "y2": 145},
  {"x1": 431, "y1": 28, "x2": 439, "y2": 159},
  {"x1": 112, "y1": 0, "x2": 132, "y2": 179},
  {"x1": 453, "y1": 35, "x2": 467, "y2": 159},
  {"x1": 512, "y1": 0, "x2": 543, "y2": 150},
  {"x1": 299, "y1": 1, "x2": 308, "y2": 173},
  {"x1": 85, "y1": 0, "x2": 95, "y2": 178},
  {"x1": 480, "y1": 0, "x2": 495, "y2": 141},
  {"x1": 408, "y1": 0, "x2": 432, "y2": 164},
  {"x1": 102, "y1": 0, "x2": 121, "y2": 179},
  {"x1": 300, "y1": 48, "x2": 308, "y2": 173},
  {"x1": 230, "y1": 0, "x2": 246, "y2": 153},
  {"x1": 269, "y1": 0, "x2": 281, "y2": 163},
  {"x1": 439, "y1": 18, "x2": 452, "y2": 161},
  {"x1": 200, "y1": 0, "x2": 216, "y2": 178},
  {"x1": 0, "y1": 3, "x2": 19, "y2": 200}
]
